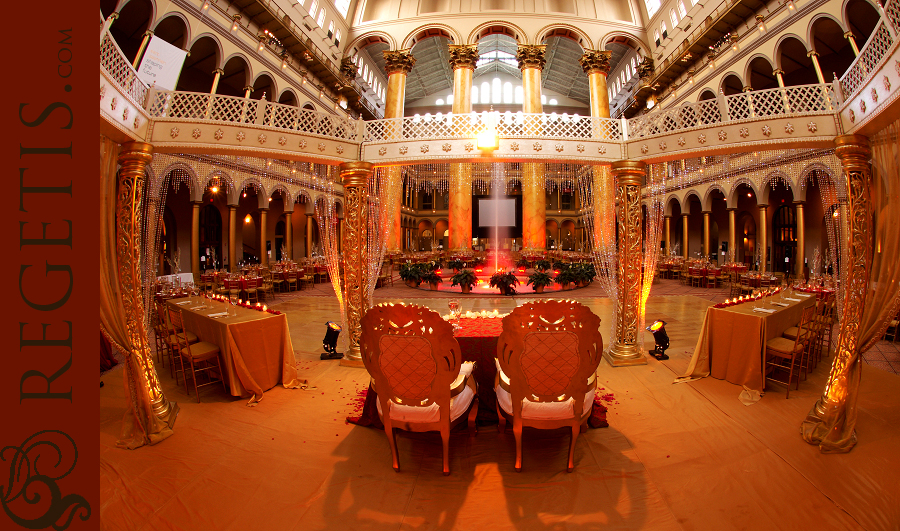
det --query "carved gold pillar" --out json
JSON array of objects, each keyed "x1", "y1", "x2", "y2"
[
  {"x1": 228, "y1": 205, "x2": 237, "y2": 272},
  {"x1": 795, "y1": 201, "x2": 805, "y2": 279},
  {"x1": 845, "y1": 31, "x2": 860, "y2": 57},
  {"x1": 581, "y1": 51, "x2": 614, "y2": 256},
  {"x1": 306, "y1": 214, "x2": 313, "y2": 258},
  {"x1": 664, "y1": 215, "x2": 671, "y2": 256},
  {"x1": 448, "y1": 44, "x2": 477, "y2": 254},
  {"x1": 518, "y1": 45, "x2": 547, "y2": 253},
  {"x1": 116, "y1": 142, "x2": 178, "y2": 426},
  {"x1": 801, "y1": 134, "x2": 872, "y2": 453},
  {"x1": 727, "y1": 208, "x2": 737, "y2": 262},
  {"x1": 285, "y1": 211, "x2": 293, "y2": 261},
  {"x1": 682, "y1": 213, "x2": 689, "y2": 259},
  {"x1": 339, "y1": 161, "x2": 374, "y2": 366},
  {"x1": 702, "y1": 211, "x2": 711, "y2": 259},
  {"x1": 808, "y1": 51, "x2": 826, "y2": 84},
  {"x1": 383, "y1": 49, "x2": 415, "y2": 253},
  {"x1": 605, "y1": 160, "x2": 648, "y2": 367},
  {"x1": 191, "y1": 201, "x2": 201, "y2": 278},
  {"x1": 259, "y1": 208, "x2": 268, "y2": 267},
  {"x1": 758, "y1": 205, "x2": 768, "y2": 273}
]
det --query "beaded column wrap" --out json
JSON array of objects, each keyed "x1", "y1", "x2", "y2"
[
  {"x1": 801, "y1": 135, "x2": 872, "y2": 453},
  {"x1": 382, "y1": 49, "x2": 414, "y2": 253},
  {"x1": 581, "y1": 51, "x2": 614, "y2": 258},
  {"x1": 448, "y1": 44, "x2": 477, "y2": 254},
  {"x1": 116, "y1": 142, "x2": 178, "y2": 426},
  {"x1": 518, "y1": 45, "x2": 546, "y2": 254},
  {"x1": 340, "y1": 162, "x2": 374, "y2": 364},
  {"x1": 605, "y1": 161, "x2": 648, "y2": 366}
]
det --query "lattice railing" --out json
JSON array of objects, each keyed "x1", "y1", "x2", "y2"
[
  {"x1": 100, "y1": 31, "x2": 148, "y2": 106},
  {"x1": 146, "y1": 90, "x2": 358, "y2": 140},
  {"x1": 628, "y1": 98, "x2": 722, "y2": 138},
  {"x1": 885, "y1": 0, "x2": 900, "y2": 35},
  {"x1": 840, "y1": 21, "x2": 894, "y2": 98},
  {"x1": 725, "y1": 84, "x2": 836, "y2": 119},
  {"x1": 363, "y1": 113, "x2": 622, "y2": 142}
]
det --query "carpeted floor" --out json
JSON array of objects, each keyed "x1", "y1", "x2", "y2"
[{"x1": 99, "y1": 279, "x2": 900, "y2": 530}]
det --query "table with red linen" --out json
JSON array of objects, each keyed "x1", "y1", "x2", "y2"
[
  {"x1": 796, "y1": 286, "x2": 836, "y2": 300},
  {"x1": 349, "y1": 317, "x2": 503, "y2": 428}
]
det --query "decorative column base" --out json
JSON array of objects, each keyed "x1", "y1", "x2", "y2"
[{"x1": 603, "y1": 343, "x2": 648, "y2": 366}]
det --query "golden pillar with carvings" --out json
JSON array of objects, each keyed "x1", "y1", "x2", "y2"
[
  {"x1": 795, "y1": 201, "x2": 805, "y2": 279},
  {"x1": 682, "y1": 213, "x2": 689, "y2": 259},
  {"x1": 801, "y1": 134, "x2": 872, "y2": 452},
  {"x1": 260, "y1": 208, "x2": 268, "y2": 267},
  {"x1": 448, "y1": 44, "x2": 477, "y2": 254},
  {"x1": 580, "y1": 50, "x2": 615, "y2": 254},
  {"x1": 340, "y1": 161, "x2": 374, "y2": 365},
  {"x1": 605, "y1": 160, "x2": 648, "y2": 367},
  {"x1": 758, "y1": 205, "x2": 767, "y2": 273},
  {"x1": 518, "y1": 45, "x2": 547, "y2": 253},
  {"x1": 383, "y1": 49, "x2": 415, "y2": 253},
  {"x1": 116, "y1": 142, "x2": 178, "y2": 426}
]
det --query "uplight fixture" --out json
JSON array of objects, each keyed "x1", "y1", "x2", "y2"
[
  {"x1": 321, "y1": 321, "x2": 343, "y2": 360},
  {"x1": 646, "y1": 320, "x2": 669, "y2": 360}
]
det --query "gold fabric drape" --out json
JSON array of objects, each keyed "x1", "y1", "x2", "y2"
[
  {"x1": 801, "y1": 127, "x2": 900, "y2": 452},
  {"x1": 99, "y1": 136, "x2": 174, "y2": 449}
]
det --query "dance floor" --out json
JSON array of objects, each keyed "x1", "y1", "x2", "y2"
[{"x1": 99, "y1": 282, "x2": 900, "y2": 530}]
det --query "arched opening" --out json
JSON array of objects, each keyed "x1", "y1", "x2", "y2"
[
  {"x1": 279, "y1": 90, "x2": 298, "y2": 106},
  {"x1": 403, "y1": 35, "x2": 454, "y2": 113},
  {"x1": 108, "y1": 0, "x2": 152, "y2": 62},
  {"x1": 153, "y1": 14, "x2": 188, "y2": 49},
  {"x1": 251, "y1": 73, "x2": 276, "y2": 100},
  {"x1": 159, "y1": 208, "x2": 176, "y2": 275},
  {"x1": 846, "y1": 0, "x2": 881, "y2": 44},
  {"x1": 200, "y1": 205, "x2": 223, "y2": 270},
  {"x1": 219, "y1": 55, "x2": 251, "y2": 97},
  {"x1": 721, "y1": 74, "x2": 744, "y2": 96},
  {"x1": 778, "y1": 37, "x2": 818, "y2": 86},
  {"x1": 747, "y1": 56, "x2": 778, "y2": 91},
  {"x1": 176, "y1": 36, "x2": 220, "y2": 93},
  {"x1": 812, "y1": 17, "x2": 856, "y2": 80},
  {"x1": 275, "y1": 220, "x2": 285, "y2": 261},
  {"x1": 773, "y1": 205, "x2": 797, "y2": 274}
]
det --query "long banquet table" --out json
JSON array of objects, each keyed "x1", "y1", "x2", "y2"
[
  {"x1": 676, "y1": 292, "x2": 817, "y2": 393},
  {"x1": 350, "y1": 317, "x2": 503, "y2": 427},
  {"x1": 166, "y1": 296, "x2": 302, "y2": 404}
]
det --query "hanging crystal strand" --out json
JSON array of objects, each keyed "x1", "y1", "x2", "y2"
[
  {"x1": 316, "y1": 178, "x2": 346, "y2": 334},
  {"x1": 638, "y1": 164, "x2": 666, "y2": 354},
  {"x1": 576, "y1": 163, "x2": 618, "y2": 340},
  {"x1": 363, "y1": 166, "x2": 398, "y2": 305}
]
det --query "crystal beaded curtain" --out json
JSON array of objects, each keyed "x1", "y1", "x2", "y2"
[
  {"x1": 365, "y1": 167, "x2": 400, "y2": 305},
  {"x1": 315, "y1": 177, "x2": 346, "y2": 333},
  {"x1": 639, "y1": 164, "x2": 667, "y2": 353}
]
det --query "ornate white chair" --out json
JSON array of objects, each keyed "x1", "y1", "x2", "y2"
[
  {"x1": 360, "y1": 303, "x2": 478, "y2": 476},
  {"x1": 495, "y1": 300, "x2": 603, "y2": 472}
]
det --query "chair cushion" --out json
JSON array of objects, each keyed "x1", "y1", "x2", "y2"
[
  {"x1": 766, "y1": 336, "x2": 798, "y2": 354},
  {"x1": 495, "y1": 382, "x2": 593, "y2": 421},
  {"x1": 181, "y1": 341, "x2": 219, "y2": 361},
  {"x1": 168, "y1": 330, "x2": 198, "y2": 344},
  {"x1": 376, "y1": 384, "x2": 475, "y2": 423},
  {"x1": 782, "y1": 326, "x2": 800, "y2": 340}
]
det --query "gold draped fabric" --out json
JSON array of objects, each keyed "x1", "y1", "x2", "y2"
[
  {"x1": 801, "y1": 125, "x2": 900, "y2": 452},
  {"x1": 99, "y1": 136, "x2": 174, "y2": 449}
]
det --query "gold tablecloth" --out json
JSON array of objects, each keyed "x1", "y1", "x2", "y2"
[
  {"x1": 167, "y1": 297, "x2": 302, "y2": 404},
  {"x1": 677, "y1": 293, "x2": 817, "y2": 393}
]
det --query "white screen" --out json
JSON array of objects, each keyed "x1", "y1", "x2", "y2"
[{"x1": 478, "y1": 198, "x2": 516, "y2": 227}]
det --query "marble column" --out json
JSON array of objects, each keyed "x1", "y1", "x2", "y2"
[
  {"x1": 758, "y1": 205, "x2": 768, "y2": 273},
  {"x1": 518, "y1": 44, "x2": 547, "y2": 253},
  {"x1": 682, "y1": 213, "x2": 689, "y2": 259},
  {"x1": 702, "y1": 211, "x2": 711, "y2": 259},
  {"x1": 259, "y1": 208, "x2": 268, "y2": 267},
  {"x1": 773, "y1": 69, "x2": 790, "y2": 112},
  {"x1": 795, "y1": 201, "x2": 805, "y2": 279},
  {"x1": 191, "y1": 201, "x2": 201, "y2": 278},
  {"x1": 448, "y1": 44, "x2": 477, "y2": 254},
  {"x1": 285, "y1": 211, "x2": 293, "y2": 261},
  {"x1": 845, "y1": 31, "x2": 860, "y2": 56},
  {"x1": 131, "y1": 29, "x2": 153, "y2": 68},
  {"x1": 339, "y1": 162, "x2": 374, "y2": 366},
  {"x1": 605, "y1": 160, "x2": 648, "y2": 367},
  {"x1": 580, "y1": 50, "x2": 614, "y2": 255},
  {"x1": 206, "y1": 68, "x2": 224, "y2": 118},
  {"x1": 801, "y1": 134, "x2": 872, "y2": 452},
  {"x1": 727, "y1": 208, "x2": 737, "y2": 262},
  {"x1": 664, "y1": 215, "x2": 671, "y2": 257},
  {"x1": 383, "y1": 49, "x2": 415, "y2": 253},
  {"x1": 228, "y1": 205, "x2": 237, "y2": 272},
  {"x1": 808, "y1": 51, "x2": 826, "y2": 84},
  {"x1": 306, "y1": 214, "x2": 313, "y2": 258}
]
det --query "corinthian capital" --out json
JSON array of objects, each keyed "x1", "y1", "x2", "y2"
[
  {"x1": 340, "y1": 57, "x2": 359, "y2": 83},
  {"x1": 448, "y1": 44, "x2": 479, "y2": 70},
  {"x1": 516, "y1": 45, "x2": 546, "y2": 71},
  {"x1": 383, "y1": 49, "x2": 416, "y2": 75},
  {"x1": 579, "y1": 50, "x2": 612, "y2": 75}
]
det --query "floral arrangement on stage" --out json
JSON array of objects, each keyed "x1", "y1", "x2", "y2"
[{"x1": 713, "y1": 287, "x2": 782, "y2": 308}]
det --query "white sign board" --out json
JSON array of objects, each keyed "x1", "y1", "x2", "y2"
[{"x1": 136, "y1": 36, "x2": 187, "y2": 91}]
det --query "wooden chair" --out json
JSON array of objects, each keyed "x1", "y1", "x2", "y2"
[
  {"x1": 161, "y1": 302, "x2": 199, "y2": 380},
  {"x1": 152, "y1": 300, "x2": 171, "y2": 368},
  {"x1": 706, "y1": 270, "x2": 719, "y2": 288},
  {"x1": 740, "y1": 276, "x2": 754, "y2": 295},
  {"x1": 690, "y1": 269, "x2": 703, "y2": 288},
  {"x1": 359, "y1": 302, "x2": 478, "y2": 476},
  {"x1": 243, "y1": 277, "x2": 260, "y2": 304},
  {"x1": 299, "y1": 270, "x2": 315, "y2": 290},
  {"x1": 260, "y1": 272, "x2": 276, "y2": 301},
  {"x1": 271, "y1": 271, "x2": 285, "y2": 293},
  {"x1": 729, "y1": 272, "x2": 742, "y2": 298},
  {"x1": 883, "y1": 307, "x2": 899, "y2": 343},
  {"x1": 285, "y1": 270, "x2": 298, "y2": 292},
  {"x1": 167, "y1": 307, "x2": 227, "y2": 403},
  {"x1": 495, "y1": 300, "x2": 603, "y2": 472},
  {"x1": 764, "y1": 305, "x2": 816, "y2": 398}
]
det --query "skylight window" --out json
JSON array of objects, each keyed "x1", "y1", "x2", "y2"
[
  {"x1": 334, "y1": 0, "x2": 351, "y2": 17},
  {"x1": 645, "y1": 0, "x2": 660, "y2": 18}
]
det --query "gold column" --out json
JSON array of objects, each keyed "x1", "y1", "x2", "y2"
[
  {"x1": 845, "y1": 31, "x2": 860, "y2": 57},
  {"x1": 758, "y1": 205, "x2": 768, "y2": 273},
  {"x1": 260, "y1": 208, "x2": 268, "y2": 267},
  {"x1": 580, "y1": 51, "x2": 615, "y2": 255},
  {"x1": 518, "y1": 45, "x2": 547, "y2": 253},
  {"x1": 285, "y1": 211, "x2": 293, "y2": 261},
  {"x1": 191, "y1": 201, "x2": 201, "y2": 278},
  {"x1": 773, "y1": 69, "x2": 785, "y2": 88},
  {"x1": 664, "y1": 215, "x2": 671, "y2": 256},
  {"x1": 682, "y1": 213, "x2": 689, "y2": 259},
  {"x1": 702, "y1": 211, "x2": 711, "y2": 259},
  {"x1": 448, "y1": 44, "x2": 477, "y2": 254},
  {"x1": 243, "y1": 85, "x2": 253, "y2": 98},
  {"x1": 727, "y1": 208, "x2": 737, "y2": 262},
  {"x1": 383, "y1": 49, "x2": 415, "y2": 253},
  {"x1": 131, "y1": 30, "x2": 153, "y2": 68},
  {"x1": 605, "y1": 160, "x2": 648, "y2": 367},
  {"x1": 801, "y1": 134, "x2": 872, "y2": 452},
  {"x1": 795, "y1": 201, "x2": 805, "y2": 279},
  {"x1": 307, "y1": 214, "x2": 313, "y2": 258},
  {"x1": 773, "y1": 69, "x2": 790, "y2": 113},
  {"x1": 210, "y1": 68, "x2": 224, "y2": 94},
  {"x1": 116, "y1": 142, "x2": 178, "y2": 425},
  {"x1": 808, "y1": 51, "x2": 826, "y2": 84},
  {"x1": 228, "y1": 206, "x2": 237, "y2": 272},
  {"x1": 339, "y1": 162, "x2": 374, "y2": 366}
]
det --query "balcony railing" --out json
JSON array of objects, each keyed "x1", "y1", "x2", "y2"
[
  {"x1": 100, "y1": 30, "x2": 148, "y2": 106},
  {"x1": 146, "y1": 90, "x2": 359, "y2": 141},
  {"x1": 363, "y1": 113, "x2": 623, "y2": 142},
  {"x1": 840, "y1": 21, "x2": 893, "y2": 98}
]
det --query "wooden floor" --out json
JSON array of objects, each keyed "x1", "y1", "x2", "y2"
[{"x1": 99, "y1": 283, "x2": 900, "y2": 530}]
